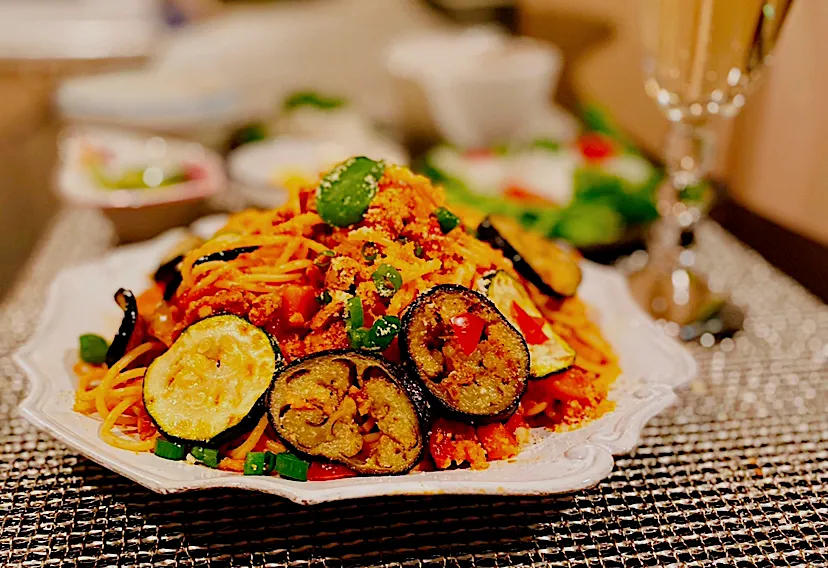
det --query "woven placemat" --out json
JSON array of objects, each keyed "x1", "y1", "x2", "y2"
[{"x1": 1, "y1": 209, "x2": 826, "y2": 567}]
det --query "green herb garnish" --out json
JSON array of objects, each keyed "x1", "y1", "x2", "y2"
[{"x1": 79, "y1": 334, "x2": 109, "y2": 364}]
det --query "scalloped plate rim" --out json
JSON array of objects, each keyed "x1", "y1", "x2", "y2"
[{"x1": 14, "y1": 223, "x2": 696, "y2": 505}]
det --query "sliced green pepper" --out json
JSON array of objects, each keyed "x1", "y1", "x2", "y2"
[
  {"x1": 191, "y1": 446, "x2": 220, "y2": 468},
  {"x1": 244, "y1": 452, "x2": 271, "y2": 475},
  {"x1": 274, "y1": 453, "x2": 309, "y2": 481},
  {"x1": 361, "y1": 241, "x2": 378, "y2": 262},
  {"x1": 348, "y1": 327, "x2": 370, "y2": 349},
  {"x1": 434, "y1": 207, "x2": 460, "y2": 233},
  {"x1": 155, "y1": 439, "x2": 187, "y2": 461},
  {"x1": 79, "y1": 334, "x2": 109, "y2": 364},
  {"x1": 367, "y1": 316, "x2": 401, "y2": 350},
  {"x1": 316, "y1": 157, "x2": 385, "y2": 227},
  {"x1": 372, "y1": 264, "x2": 402, "y2": 298},
  {"x1": 314, "y1": 250, "x2": 335, "y2": 270},
  {"x1": 345, "y1": 296, "x2": 364, "y2": 330}
]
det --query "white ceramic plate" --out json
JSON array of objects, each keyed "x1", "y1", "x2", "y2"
[
  {"x1": 14, "y1": 221, "x2": 696, "y2": 505},
  {"x1": 228, "y1": 137, "x2": 409, "y2": 209}
]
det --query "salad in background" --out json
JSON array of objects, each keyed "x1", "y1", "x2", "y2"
[{"x1": 421, "y1": 106, "x2": 709, "y2": 250}]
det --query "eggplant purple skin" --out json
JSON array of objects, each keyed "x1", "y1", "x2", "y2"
[
  {"x1": 476, "y1": 217, "x2": 569, "y2": 299},
  {"x1": 105, "y1": 288, "x2": 139, "y2": 368},
  {"x1": 266, "y1": 348, "x2": 431, "y2": 475},
  {"x1": 399, "y1": 284, "x2": 529, "y2": 424},
  {"x1": 193, "y1": 246, "x2": 259, "y2": 267},
  {"x1": 144, "y1": 314, "x2": 285, "y2": 447},
  {"x1": 152, "y1": 254, "x2": 184, "y2": 301}
]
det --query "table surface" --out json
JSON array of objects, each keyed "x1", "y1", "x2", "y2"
[{"x1": 1, "y1": 208, "x2": 827, "y2": 567}]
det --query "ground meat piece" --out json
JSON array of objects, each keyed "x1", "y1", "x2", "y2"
[
  {"x1": 248, "y1": 293, "x2": 281, "y2": 328},
  {"x1": 325, "y1": 256, "x2": 362, "y2": 291},
  {"x1": 303, "y1": 321, "x2": 349, "y2": 354},
  {"x1": 178, "y1": 289, "x2": 253, "y2": 335},
  {"x1": 476, "y1": 423, "x2": 519, "y2": 461},
  {"x1": 429, "y1": 418, "x2": 488, "y2": 470}
]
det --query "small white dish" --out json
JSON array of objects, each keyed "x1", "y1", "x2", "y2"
[
  {"x1": 385, "y1": 28, "x2": 573, "y2": 147},
  {"x1": 14, "y1": 220, "x2": 696, "y2": 505},
  {"x1": 228, "y1": 137, "x2": 408, "y2": 209},
  {"x1": 56, "y1": 126, "x2": 226, "y2": 241}
]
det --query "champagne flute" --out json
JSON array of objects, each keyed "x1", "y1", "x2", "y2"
[{"x1": 629, "y1": 0, "x2": 795, "y2": 328}]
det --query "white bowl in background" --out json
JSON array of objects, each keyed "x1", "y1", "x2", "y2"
[{"x1": 56, "y1": 126, "x2": 226, "y2": 242}]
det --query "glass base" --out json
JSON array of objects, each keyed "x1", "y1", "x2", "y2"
[{"x1": 628, "y1": 264, "x2": 725, "y2": 327}]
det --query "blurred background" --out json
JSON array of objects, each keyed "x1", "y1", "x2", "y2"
[{"x1": 1, "y1": 0, "x2": 825, "y2": 304}]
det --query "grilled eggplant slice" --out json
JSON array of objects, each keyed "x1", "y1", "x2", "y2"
[
  {"x1": 477, "y1": 215, "x2": 582, "y2": 298},
  {"x1": 400, "y1": 284, "x2": 530, "y2": 421},
  {"x1": 105, "y1": 288, "x2": 140, "y2": 367},
  {"x1": 143, "y1": 314, "x2": 283, "y2": 445},
  {"x1": 153, "y1": 254, "x2": 185, "y2": 301},
  {"x1": 153, "y1": 234, "x2": 205, "y2": 300},
  {"x1": 267, "y1": 350, "x2": 428, "y2": 475},
  {"x1": 193, "y1": 246, "x2": 259, "y2": 267},
  {"x1": 479, "y1": 271, "x2": 575, "y2": 379}
]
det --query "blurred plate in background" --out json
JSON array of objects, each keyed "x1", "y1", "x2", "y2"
[
  {"x1": 56, "y1": 126, "x2": 226, "y2": 242},
  {"x1": 228, "y1": 136, "x2": 408, "y2": 209}
]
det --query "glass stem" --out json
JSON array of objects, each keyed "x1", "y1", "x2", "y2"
[{"x1": 648, "y1": 120, "x2": 715, "y2": 274}]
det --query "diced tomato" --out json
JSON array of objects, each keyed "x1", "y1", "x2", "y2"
[
  {"x1": 429, "y1": 418, "x2": 488, "y2": 470},
  {"x1": 511, "y1": 301, "x2": 549, "y2": 345},
  {"x1": 450, "y1": 312, "x2": 486, "y2": 356},
  {"x1": 382, "y1": 336, "x2": 401, "y2": 364},
  {"x1": 476, "y1": 423, "x2": 519, "y2": 461},
  {"x1": 307, "y1": 462, "x2": 358, "y2": 481},
  {"x1": 504, "y1": 411, "x2": 529, "y2": 436},
  {"x1": 280, "y1": 285, "x2": 318, "y2": 326},
  {"x1": 136, "y1": 283, "x2": 165, "y2": 315},
  {"x1": 576, "y1": 133, "x2": 615, "y2": 162},
  {"x1": 546, "y1": 366, "x2": 598, "y2": 402}
]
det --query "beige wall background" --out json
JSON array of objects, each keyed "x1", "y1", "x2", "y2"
[{"x1": 520, "y1": 0, "x2": 828, "y2": 246}]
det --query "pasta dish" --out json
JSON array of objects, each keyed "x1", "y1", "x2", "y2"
[{"x1": 73, "y1": 158, "x2": 619, "y2": 481}]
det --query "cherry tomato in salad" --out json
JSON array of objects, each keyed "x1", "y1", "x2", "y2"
[
  {"x1": 511, "y1": 301, "x2": 549, "y2": 345},
  {"x1": 450, "y1": 312, "x2": 486, "y2": 356},
  {"x1": 576, "y1": 133, "x2": 615, "y2": 162}
]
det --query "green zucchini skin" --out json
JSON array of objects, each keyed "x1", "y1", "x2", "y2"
[
  {"x1": 478, "y1": 271, "x2": 575, "y2": 380},
  {"x1": 400, "y1": 284, "x2": 530, "y2": 423},
  {"x1": 267, "y1": 349, "x2": 430, "y2": 475},
  {"x1": 143, "y1": 314, "x2": 284, "y2": 448}
]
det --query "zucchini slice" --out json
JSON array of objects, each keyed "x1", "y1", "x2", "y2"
[
  {"x1": 400, "y1": 284, "x2": 530, "y2": 421},
  {"x1": 143, "y1": 315, "x2": 283, "y2": 445},
  {"x1": 477, "y1": 215, "x2": 582, "y2": 298},
  {"x1": 479, "y1": 271, "x2": 575, "y2": 379},
  {"x1": 267, "y1": 350, "x2": 428, "y2": 475}
]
